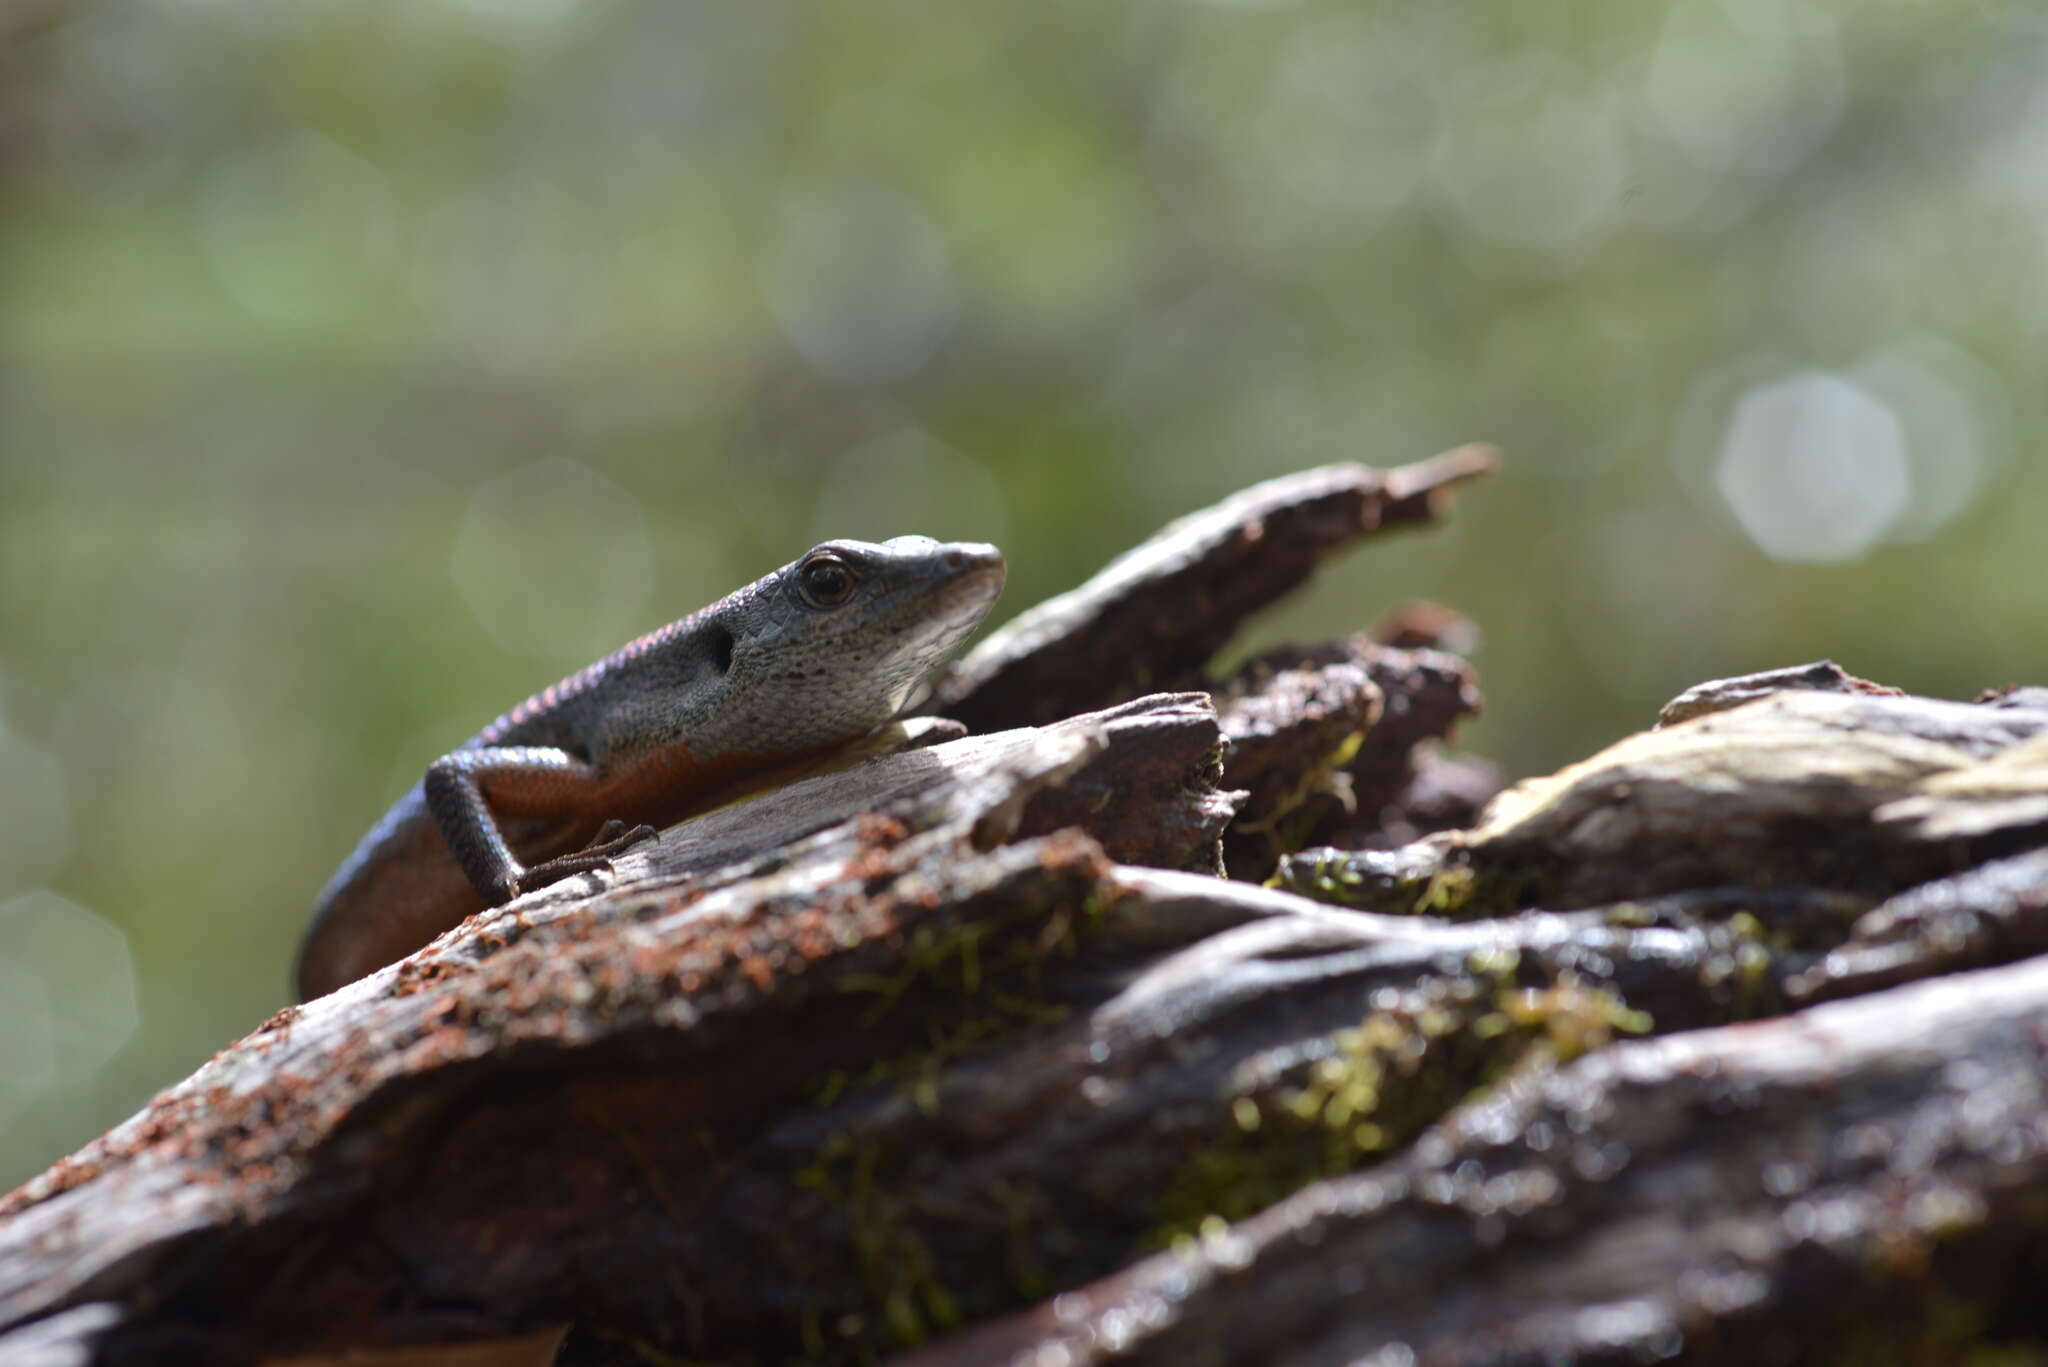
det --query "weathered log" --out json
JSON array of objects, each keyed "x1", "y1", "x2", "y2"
[
  {"x1": 1277, "y1": 687, "x2": 2048, "y2": 914},
  {"x1": 0, "y1": 451, "x2": 1506, "y2": 1366},
  {"x1": 9, "y1": 458, "x2": 2048, "y2": 1367},
  {"x1": 928, "y1": 446, "x2": 1499, "y2": 733},
  {"x1": 1216, "y1": 637, "x2": 1487, "y2": 879},
  {"x1": 903, "y1": 951, "x2": 2048, "y2": 1366},
  {"x1": 14, "y1": 749, "x2": 2039, "y2": 1364},
  {"x1": 1654, "y1": 659, "x2": 1903, "y2": 727},
  {"x1": 0, "y1": 697, "x2": 1232, "y2": 1361},
  {"x1": 1788, "y1": 846, "x2": 2048, "y2": 1006}
]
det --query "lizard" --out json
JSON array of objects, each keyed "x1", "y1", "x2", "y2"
[{"x1": 294, "y1": 536, "x2": 1006, "y2": 1000}]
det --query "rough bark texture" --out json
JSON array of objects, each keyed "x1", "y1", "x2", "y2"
[
  {"x1": 925, "y1": 445, "x2": 1499, "y2": 733},
  {"x1": 5, "y1": 460, "x2": 2048, "y2": 1367},
  {"x1": 904, "y1": 952, "x2": 2048, "y2": 1367}
]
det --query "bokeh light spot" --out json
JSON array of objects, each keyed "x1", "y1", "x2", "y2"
[
  {"x1": 1253, "y1": 16, "x2": 1426, "y2": 241},
  {"x1": 1715, "y1": 373, "x2": 1909, "y2": 564},
  {"x1": 0, "y1": 957, "x2": 57, "y2": 1133},
  {"x1": 1432, "y1": 88, "x2": 1627, "y2": 257},
  {"x1": 410, "y1": 177, "x2": 615, "y2": 376},
  {"x1": 0, "y1": 725, "x2": 73, "y2": 898},
  {"x1": 195, "y1": 128, "x2": 397, "y2": 325},
  {"x1": 809, "y1": 429, "x2": 1007, "y2": 549},
  {"x1": 452, "y1": 459, "x2": 654, "y2": 659},
  {"x1": 0, "y1": 891, "x2": 140, "y2": 1119},
  {"x1": 1852, "y1": 337, "x2": 2010, "y2": 543},
  {"x1": 764, "y1": 180, "x2": 958, "y2": 385},
  {"x1": 1644, "y1": 2, "x2": 1846, "y2": 177}
]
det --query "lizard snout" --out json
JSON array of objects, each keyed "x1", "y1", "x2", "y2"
[{"x1": 942, "y1": 542, "x2": 1004, "y2": 576}]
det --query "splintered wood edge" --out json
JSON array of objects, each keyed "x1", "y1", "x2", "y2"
[
  {"x1": 959, "y1": 447, "x2": 1501, "y2": 673},
  {"x1": 930, "y1": 447, "x2": 1500, "y2": 731}
]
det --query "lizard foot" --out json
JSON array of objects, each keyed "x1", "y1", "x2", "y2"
[{"x1": 516, "y1": 820, "x2": 661, "y2": 893}]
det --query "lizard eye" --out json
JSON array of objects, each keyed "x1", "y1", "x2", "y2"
[{"x1": 797, "y1": 553, "x2": 858, "y2": 608}]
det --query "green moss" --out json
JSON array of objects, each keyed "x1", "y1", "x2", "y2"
[
  {"x1": 783, "y1": 876, "x2": 1122, "y2": 1356},
  {"x1": 1694, "y1": 910, "x2": 1784, "y2": 1019},
  {"x1": 838, "y1": 919, "x2": 995, "y2": 1024},
  {"x1": 796, "y1": 1133, "x2": 963, "y2": 1352},
  {"x1": 1416, "y1": 865, "x2": 1480, "y2": 916},
  {"x1": 1814, "y1": 1289, "x2": 2048, "y2": 1366},
  {"x1": 993, "y1": 1178, "x2": 1054, "y2": 1301},
  {"x1": 1271, "y1": 847, "x2": 1533, "y2": 919},
  {"x1": 1962, "y1": 1348, "x2": 2048, "y2": 1366},
  {"x1": 815, "y1": 876, "x2": 1109, "y2": 1112},
  {"x1": 1491, "y1": 982, "x2": 1653, "y2": 1064},
  {"x1": 1149, "y1": 973, "x2": 1653, "y2": 1246},
  {"x1": 1269, "y1": 847, "x2": 1368, "y2": 896},
  {"x1": 1234, "y1": 728, "x2": 1369, "y2": 843}
]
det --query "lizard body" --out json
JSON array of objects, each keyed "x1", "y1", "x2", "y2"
[{"x1": 295, "y1": 536, "x2": 1005, "y2": 1000}]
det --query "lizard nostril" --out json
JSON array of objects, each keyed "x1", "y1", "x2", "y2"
[{"x1": 945, "y1": 546, "x2": 998, "y2": 573}]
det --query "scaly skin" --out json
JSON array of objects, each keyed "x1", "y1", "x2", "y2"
[{"x1": 295, "y1": 537, "x2": 1005, "y2": 1000}]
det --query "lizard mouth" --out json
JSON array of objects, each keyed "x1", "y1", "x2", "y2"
[
  {"x1": 927, "y1": 547, "x2": 1006, "y2": 627},
  {"x1": 940, "y1": 543, "x2": 1005, "y2": 579}
]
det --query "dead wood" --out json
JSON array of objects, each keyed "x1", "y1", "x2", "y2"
[
  {"x1": 0, "y1": 696, "x2": 1230, "y2": 1362},
  {"x1": 902, "y1": 952, "x2": 2048, "y2": 1367},
  {"x1": 1655, "y1": 659, "x2": 1904, "y2": 727},
  {"x1": 1216, "y1": 637, "x2": 1488, "y2": 880},
  {"x1": 1277, "y1": 686, "x2": 2048, "y2": 914},
  {"x1": 926, "y1": 446, "x2": 1499, "y2": 733},
  {"x1": 6, "y1": 450, "x2": 2048, "y2": 1367}
]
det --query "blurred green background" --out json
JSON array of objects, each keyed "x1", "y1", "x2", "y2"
[{"x1": 2, "y1": 0, "x2": 2042, "y2": 1189}]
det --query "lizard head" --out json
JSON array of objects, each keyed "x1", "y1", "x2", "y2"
[{"x1": 703, "y1": 535, "x2": 1005, "y2": 754}]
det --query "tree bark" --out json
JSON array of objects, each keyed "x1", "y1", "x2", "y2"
[{"x1": 4, "y1": 454, "x2": 2046, "y2": 1367}]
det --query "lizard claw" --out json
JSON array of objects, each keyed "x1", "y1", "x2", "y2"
[{"x1": 515, "y1": 821, "x2": 661, "y2": 894}]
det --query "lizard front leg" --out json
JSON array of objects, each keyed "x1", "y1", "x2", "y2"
[{"x1": 423, "y1": 747, "x2": 657, "y2": 905}]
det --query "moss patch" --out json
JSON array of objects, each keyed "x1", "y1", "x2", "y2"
[{"x1": 1150, "y1": 971, "x2": 1651, "y2": 1246}]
